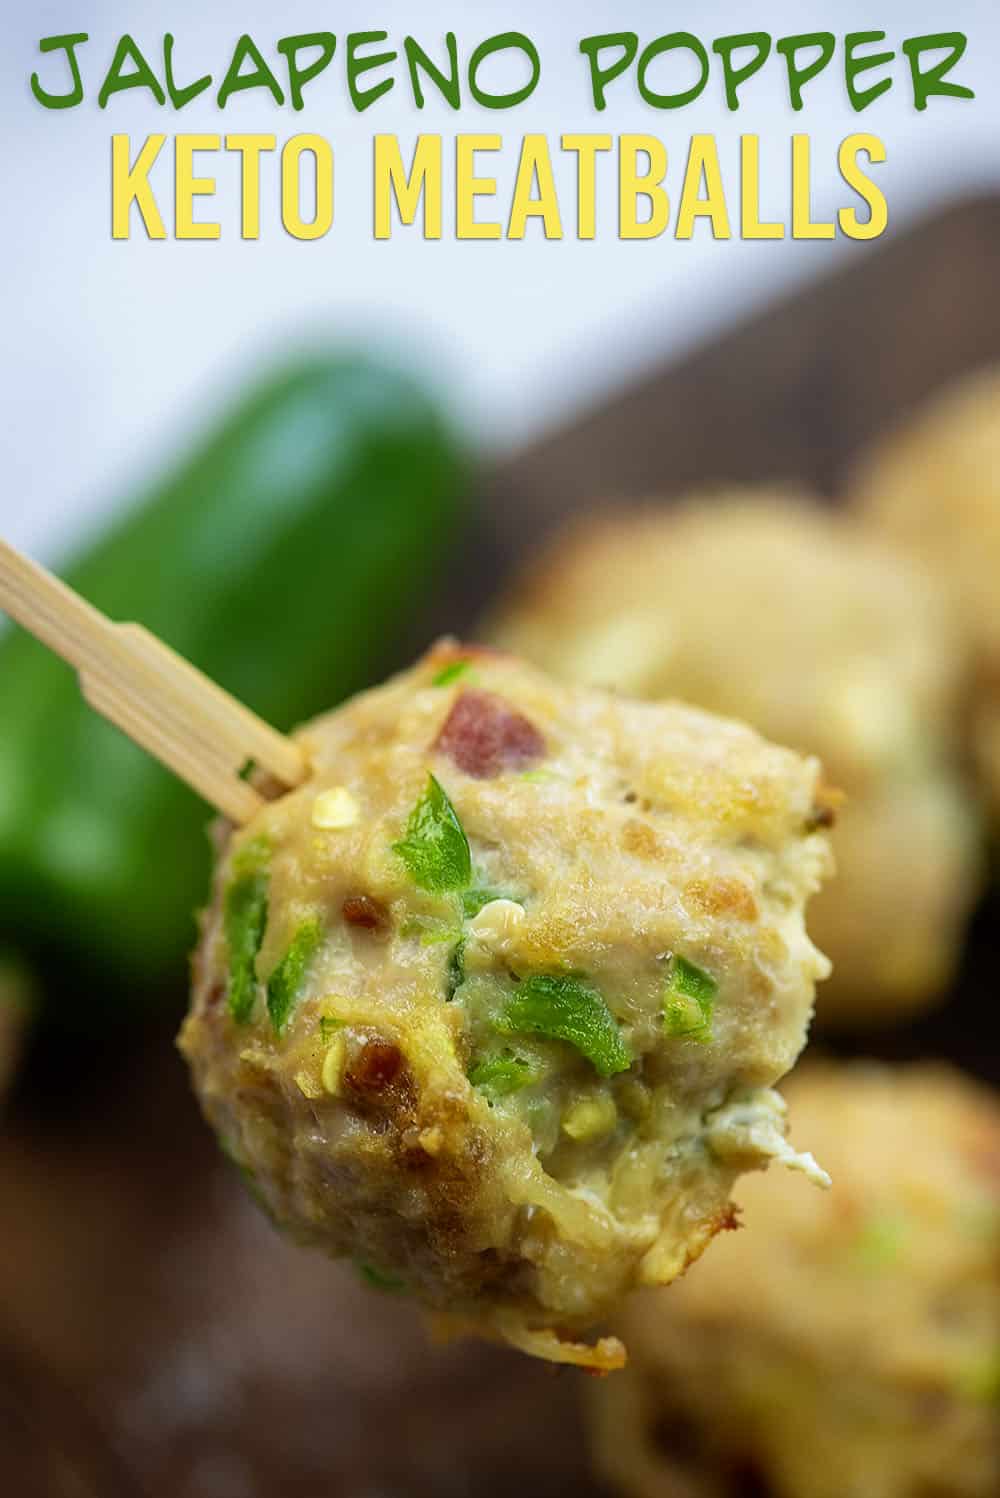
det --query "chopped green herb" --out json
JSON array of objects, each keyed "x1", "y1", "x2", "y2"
[
  {"x1": 319, "y1": 1014, "x2": 342, "y2": 1041},
  {"x1": 357, "y1": 1262, "x2": 406, "y2": 1292},
  {"x1": 446, "y1": 937, "x2": 466, "y2": 1000},
  {"x1": 267, "y1": 918, "x2": 324, "y2": 1034},
  {"x1": 469, "y1": 1052, "x2": 536, "y2": 1100},
  {"x1": 432, "y1": 659, "x2": 473, "y2": 687},
  {"x1": 664, "y1": 955, "x2": 717, "y2": 1043},
  {"x1": 224, "y1": 841, "x2": 271, "y2": 1024},
  {"x1": 497, "y1": 974, "x2": 631, "y2": 1078},
  {"x1": 237, "y1": 757, "x2": 257, "y2": 782},
  {"x1": 520, "y1": 768, "x2": 555, "y2": 784},
  {"x1": 400, "y1": 914, "x2": 460, "y2": 948},
  {"x1": 393, "y1": 774, "x2": 472, "y2": 893},
  {"x1": 461, "y1": 887, "x2": 516, "y2": 919}
]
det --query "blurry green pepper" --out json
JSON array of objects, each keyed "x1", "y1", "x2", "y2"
[{"x1": 0, "y1": 352, "x2": 467, "y2": 1007}]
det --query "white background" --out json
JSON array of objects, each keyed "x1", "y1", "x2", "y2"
[{"x1": 2, "y1": 2, "x2": 998, "y2": 559}]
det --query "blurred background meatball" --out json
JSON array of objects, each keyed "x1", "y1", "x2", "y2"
[
  {"x1": 487, "y1": 492, "x2": 984, "y2": 1026},
  {"x1": 852, "y1": 367, "x2": 1000, "y2": 825},
  {"x1": 588, "y1": 1062, "x2": 1000, "y2": 1498}
]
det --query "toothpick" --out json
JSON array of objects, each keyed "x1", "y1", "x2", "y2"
[{"x1": 0, "y1": 537, "x2": 308, "y2": 823}]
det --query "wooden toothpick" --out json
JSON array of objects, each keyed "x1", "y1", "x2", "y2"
[{"x1": 0, "y1": 537, "x2": 308, "y2": 823}]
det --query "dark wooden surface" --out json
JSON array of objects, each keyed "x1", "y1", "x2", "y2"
[
  {"x1": 475, "y1": 191, "x2": 1000, "y2": 577},
  {"x1": 4, "y1": 194, "x2": 1000, "y2": 1498}
]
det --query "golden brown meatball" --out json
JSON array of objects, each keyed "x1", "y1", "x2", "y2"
[
  {"x1": 180, "y1": 642, "x2": 833, "y2": 1368},
  {"x1": 588, "y1": 1062, "x2": 1000, "y2": 1498},
  {"x1": 487, "y1": 493, "x2": 982, "y2": 1025},
  {"x1": 852, "y1": 366, "x2": 1000, "y2": 820}
]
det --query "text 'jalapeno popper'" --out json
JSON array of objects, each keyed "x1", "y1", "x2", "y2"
[{"x1": 179, "y1": 641, "x2": 835, "y2": 1368}]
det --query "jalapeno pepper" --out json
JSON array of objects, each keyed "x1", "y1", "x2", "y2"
[{"x1": 0, "y1": 351, "x2": 468, "y2": 1011}]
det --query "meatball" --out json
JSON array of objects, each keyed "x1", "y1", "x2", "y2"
[
  {"x1": 487, "y1": 493, "x2": 982, "y2": 1025},
  {"x1": 852, "y1": 366, "x2": 1000, "y2": 820},
  {"x1": 588, "y1": 1063, "x2": 1000, "y2": 1498},
  {"x1": 180, "y1": 642, "x2": 833, "y2": 1368}
]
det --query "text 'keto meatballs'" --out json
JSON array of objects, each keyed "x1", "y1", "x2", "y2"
[
  {"x1": 180, "y1": 643, "x2": 833, "y2": 1368},
  {"x1": 487, "y1": 493, "x2": 982, "y2": 1026},
  {"x1": 589, "y1": 1063, "x2": 1000, "y2": 1498},
  {"x1": 853, "y1": 366, "x2": 1000, "y2": 822}
]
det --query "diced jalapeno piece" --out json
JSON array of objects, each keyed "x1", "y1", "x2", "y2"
[
  {"x1": 497, "y1": 974, "x2": 631, "y2": 1078},
  {"x1": 267, "y1": 918, "x2": 323, "y2": 1034},
  {"x1": 432, "y1": 659, "x2": 473, "y2": 687},
  {"x1": 468, "y1": 1051, "x2": 536, "y2": 1100},
  {"x1": 664, "y1": 955, "x2": 717, "y2": 1043},
  {"x1": 223, "y1": 837, "x2": 271, "y2": 1024},
  {"x1": 393, "y1": 774, "x2": 472, "y2": 893}
]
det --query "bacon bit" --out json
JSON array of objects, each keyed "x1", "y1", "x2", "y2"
[
  {"x1": 345, "y1": 1036, "x2": 403, "y2": 1093},
  {"x1": 400, "y1": 1142, "x2": 434, "y2": 1172},
  {"x1": 205, "y1": 980, "x2": 226, "y2": 1010},
  {"x1": 436, "y1": 689, "x2": 545, "y2": 779},
  {"x1": 342, "y1": 894, "x2": 390, "y2": 935}
]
